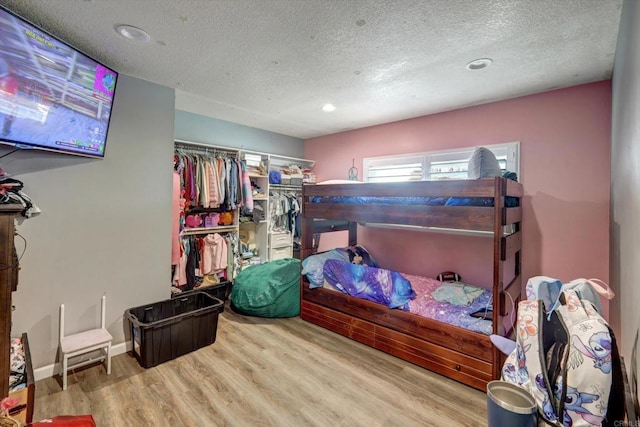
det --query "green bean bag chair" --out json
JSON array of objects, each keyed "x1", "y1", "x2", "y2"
[{"x1": 230, "y1": 258, "x2": 301, "y2": 318}]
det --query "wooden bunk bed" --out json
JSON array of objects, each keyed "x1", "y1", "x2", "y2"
[{"x1": 299, "y1": 176, "x2": 523, "y2": 391}]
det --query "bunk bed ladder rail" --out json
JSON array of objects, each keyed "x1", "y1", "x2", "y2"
[{"x1": 492, "y1": 176, "x2": 523, "y2": 380}]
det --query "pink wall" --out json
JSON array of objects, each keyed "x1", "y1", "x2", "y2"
[{"x1": 304, "y1": 82, "x2": 611, "y2": 312}]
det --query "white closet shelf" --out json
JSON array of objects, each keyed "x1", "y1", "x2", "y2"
[
  {"x1": 270, "y1": 184, "x2": 305, "y2": 190},
  {"x1": 181, "y1": 225, "x2": 238, "y2": 236}
]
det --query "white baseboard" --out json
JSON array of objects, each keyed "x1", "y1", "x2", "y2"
[{"x1": 33, "y1": 341, "x2": 132, "y2": 382}]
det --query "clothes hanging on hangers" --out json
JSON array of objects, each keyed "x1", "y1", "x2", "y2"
[
  {"x1": 201, "y1": 233, "x2": 228, "y2": 275},
  {"x1": 173, "y1": 233, "x2": 230, "y2": 290},
  {"x1": 172, "y1": 144, "x2": 249, "y2": 293},
  {"x1": 225, "y1": 232, "x2": 241, "y2": 278},
  {"x1": 171, "y1": 170, "x2": 181, "y2": 265},
  {"x1": 174, "y1": 149, "x2": 252, "y2": 213},
  {"x1": 268, "y1": 190, "x2": 302, "y2": 236}
]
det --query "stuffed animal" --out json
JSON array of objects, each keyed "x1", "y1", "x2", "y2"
[{"x1": 344, "y1": 246, "x2": 378, "y2": 267}]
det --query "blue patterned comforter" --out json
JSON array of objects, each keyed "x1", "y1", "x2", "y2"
[{"x1": 323, "y1": 259, "x2": 416, "y2": 309}]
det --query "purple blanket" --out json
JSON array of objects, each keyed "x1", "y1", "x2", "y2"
[{"x1": 323, "y1": 259, "x2": 416, "y2": 309}]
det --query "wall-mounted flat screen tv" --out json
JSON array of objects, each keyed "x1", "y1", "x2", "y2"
[{"x1": 0, "y1": 6, "x2": 118, "y2": 158}]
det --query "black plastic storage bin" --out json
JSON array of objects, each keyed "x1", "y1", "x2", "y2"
[
  {"x1": 171, "y1": 280, "x2": 231, "y2": 301},
  {"x1": 125, "y1": 292, "x2": 224, "y2": 368}
]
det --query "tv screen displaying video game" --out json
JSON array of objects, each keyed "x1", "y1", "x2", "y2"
[{"x1": 0, "y1": 6, "x2": 118, "y2": 158}]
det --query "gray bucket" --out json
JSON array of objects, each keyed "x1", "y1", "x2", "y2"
[{"x1": 486, "y1": 381, "x2": 537, "y2": 427}]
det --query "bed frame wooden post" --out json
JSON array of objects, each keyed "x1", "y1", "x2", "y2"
[
  {"x1": 347, "y1": 222, "x2": 357, "y2": 247},
  {"x1": 492, "y1": 177, "x2": 505, "y2": 380},
  {"x1": 494, "y1": 177, "x2": 524, "y2": 379},
  {"x1": 301, "y1": 186, "x2": 313, "y2": 311},
  {"x1": 301, "y1": 216, "x2": 315, "y2": 260}
]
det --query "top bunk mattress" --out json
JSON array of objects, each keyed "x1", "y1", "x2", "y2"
[
  {"x1": 309, "y1": 195, "x2": 518, "y2": 207},
  {"x1": 302, "y1": 177, "x2": 523, "y2": 233},
  {"x1": 306, "y1": 177, "x2": 520, "y2": 207}
]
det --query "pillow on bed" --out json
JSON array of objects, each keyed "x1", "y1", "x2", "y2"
[
  {"x1": 323, "y1": 259, "x2": 415, "y2": 309},
  {"x1": 467, "y1": 147, "x2": 501, "y2": 179},
  {"x1": 301, "y1": 249, "x2": 350, "y2": 288}
]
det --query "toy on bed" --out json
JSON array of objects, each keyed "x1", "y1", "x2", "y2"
[
  {"x1": 301, "y1": 245, "x2": 377, "y2": 289},
  {"x1": 345, "y1": 245, "x2": 376, "y2": 266}
]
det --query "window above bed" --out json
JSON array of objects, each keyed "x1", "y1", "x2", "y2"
[{"x1": 363, "y1": 141, "x2": 520, "y2": 183}]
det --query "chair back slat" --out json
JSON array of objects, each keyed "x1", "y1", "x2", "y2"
[
  {"x1": 59, "y1": 304, "x2": 65, "y2": 342},
  {"x1": 100, "y1": 296, "x2": 107, "y2": 329}
]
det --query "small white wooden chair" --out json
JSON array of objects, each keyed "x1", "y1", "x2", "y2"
[{"x1": 59, "y1": 295, "x2": 113, "y2": 390}]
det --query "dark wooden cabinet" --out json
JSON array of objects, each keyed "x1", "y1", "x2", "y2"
[{"x1": 0, "y1": 205, "x2": 23, "y2": 398}]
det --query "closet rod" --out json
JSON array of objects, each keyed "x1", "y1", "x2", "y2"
[
  {"x1": 174, "y1": 139, "x2": 239, "y2": 155},
  {"x1": 175, "y1": 146, "x2": 236, "y2": 157}
]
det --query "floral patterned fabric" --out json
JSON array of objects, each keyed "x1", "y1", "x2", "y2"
[{"x1": 402, "y1": 274, "x2": 493, "y2": 335}]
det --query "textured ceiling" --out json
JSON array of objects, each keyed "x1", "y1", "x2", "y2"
[{"x1": 0, "y1": 0, "x2": 623, "y2": 139}]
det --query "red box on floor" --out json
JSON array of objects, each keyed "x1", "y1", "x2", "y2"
[{"x1": 27, "y1": 415, "x2": 96, "y2": 427}]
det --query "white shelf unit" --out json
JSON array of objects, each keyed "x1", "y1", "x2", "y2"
[
  {"x1": 240, "y1": 150, "x2": 314, "y2": 266},
  {"x1": 181, "y1": 224, "x2": 239, "y2": 236},
  {"x1": 240, "y1": 150, "x2": 270, "y2": 267}
]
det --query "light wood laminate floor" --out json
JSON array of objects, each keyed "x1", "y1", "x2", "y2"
[{"x1": 33, "y1": 304, "x2": 488, "y2": 426}]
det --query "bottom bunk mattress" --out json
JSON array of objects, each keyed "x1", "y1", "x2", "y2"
[
  {"x1": 300, "y1": 248, "x2": 504, "y2": 390},
  {"x1": 316, "y1": 256, "x2": 493, "y2": 335},
  {"x1": 300, "y1": 279, "x2": 496, "y2": 390}
]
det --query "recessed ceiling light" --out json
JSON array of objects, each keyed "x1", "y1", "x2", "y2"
[
  {"x1": 322, "y1": 104, "x2": 336, "y2": 112},
  {"x1": 115, "y1": 25, "x2": 151, "y2": 42},
  {"x1": 466, "y1": 58, "x2": 493, "y2": 70}
]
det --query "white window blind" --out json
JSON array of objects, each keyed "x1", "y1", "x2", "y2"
[
  {"x1": 363, "y1": 142, "x2": 519, "y2": 183},
  {"x1": 366, "y1": 156, "x2": 424, "y2": 183}
]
